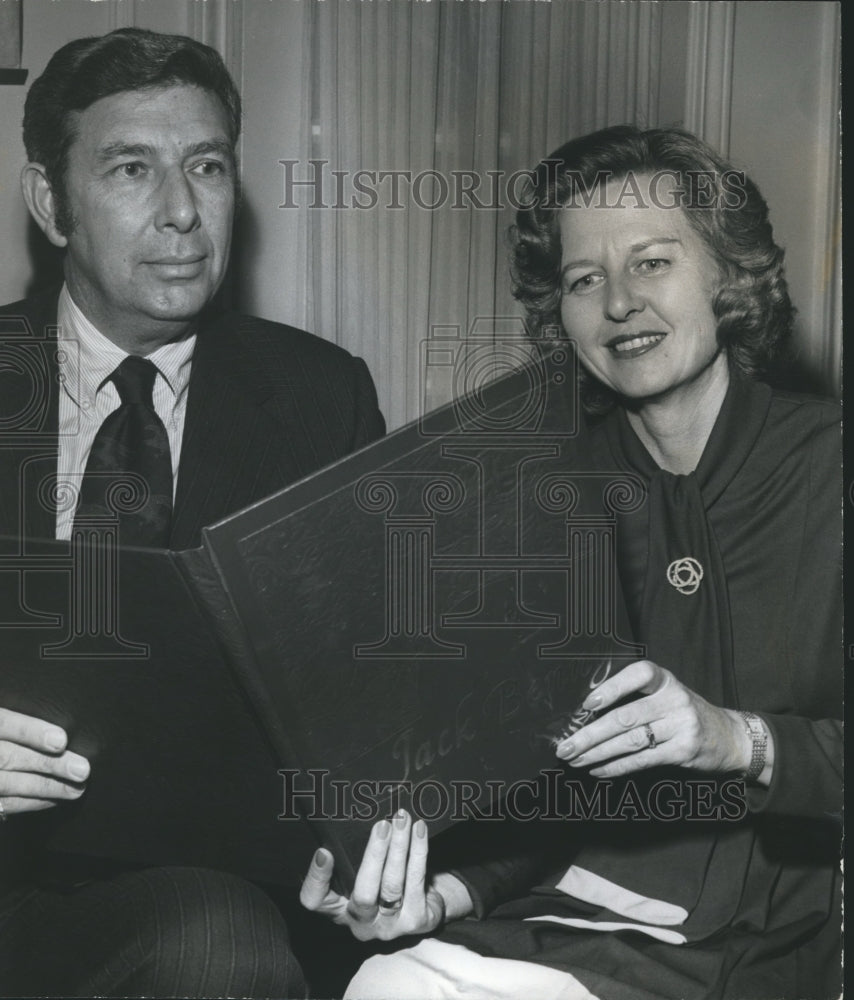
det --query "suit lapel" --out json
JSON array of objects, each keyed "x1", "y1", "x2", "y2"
[
  {"x1": 0, "y1": 290, "x2": 61, "y2": 543},
  {"x1": 170, "y1": 317, "x2": 301, "y2": 550},
  {"x1": 1, "y1": 295, "x2": 303, "y2": 550}
]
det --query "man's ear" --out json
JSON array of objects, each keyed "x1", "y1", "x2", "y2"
[{"x1": 21, "y1": 163, "x2": 68, "y2": 248}]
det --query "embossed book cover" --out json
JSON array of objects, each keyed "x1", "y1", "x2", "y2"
[{"x1": 1, "y1": 347, "x2": 645, "y2": 889}]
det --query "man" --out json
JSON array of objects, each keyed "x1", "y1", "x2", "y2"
[{"x1": 0, "y1": 28, "x2": 384, "y2": 997}]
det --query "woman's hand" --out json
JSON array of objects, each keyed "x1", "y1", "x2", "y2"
[
  {"x1": 299, "y1": 809, "x2": 472, "y2": 941},
  {"x1": 0, "y1": 707, "x2": 90, "y2": 816},
  {"x1": 555, "y1": 659, "x2": 758, "y2": 779}
]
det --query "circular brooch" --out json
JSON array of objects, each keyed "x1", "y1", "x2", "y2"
[{"x1": 666, "y1": 557, "x2": 704, "y2": 595}]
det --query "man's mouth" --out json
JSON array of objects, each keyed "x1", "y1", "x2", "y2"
[
  {"x1": 146, "y1": 255, "x2": 207, "y2": 280},
  {"x1": 607, "y1": 332, "x2": 667, "y2": 357}
]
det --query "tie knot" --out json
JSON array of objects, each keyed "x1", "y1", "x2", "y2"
[{"x1": 110, "y1": 356, "x2": 159, "y2": 406}]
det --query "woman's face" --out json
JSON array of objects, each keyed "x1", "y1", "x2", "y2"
[{"x1": 558, "y1": 173, "x2": 724, "y2": 405}]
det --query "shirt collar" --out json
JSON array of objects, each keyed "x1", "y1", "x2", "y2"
[{"x1": 57, "y1": 284, "x2": 196, "y2": 406}]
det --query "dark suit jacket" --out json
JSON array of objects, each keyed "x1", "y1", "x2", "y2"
[
  {"x1": 0, "y1": 287, "x2": 385, "y2": 549},
  {"x1": 0, "y1": 287, "x2": 385, "y2": 899}
]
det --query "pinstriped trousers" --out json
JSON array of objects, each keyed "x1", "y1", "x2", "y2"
[{"x1": 0, "y1": 866, "x2": 305, "y2": 998}]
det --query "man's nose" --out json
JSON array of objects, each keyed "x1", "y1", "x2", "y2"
[
  {"x1": 604, "y1": 275, "x2": 644, "y2": 322},
  {"x1": 154, "y1": 168, "x2": 201, "y2": 233}
]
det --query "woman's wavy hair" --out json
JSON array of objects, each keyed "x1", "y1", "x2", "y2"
[
  {"x1": 510, "y1": 125, "x2": 794, "y2": 411},
  {"x1": 23, "y1": 27, "x2": 241, "y2": 236}
]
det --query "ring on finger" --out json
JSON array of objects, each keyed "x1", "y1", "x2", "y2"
[
  {"x1": 378, "y1": 895, "x2": 403, "y2": 913},
  {"x1": 642, "y1": 723, "x2": 657, "y2": 750}
]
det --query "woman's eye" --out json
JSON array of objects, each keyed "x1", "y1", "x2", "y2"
[
  {"x1": 638, "y1": 258, "x2": 670, "y2": 274},
  {"x1": 569, "y1": 274, "x2": 601, "y2": 294}
]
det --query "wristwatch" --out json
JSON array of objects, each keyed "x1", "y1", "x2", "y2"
[{"x1": 738, "y1": 711, "x2": 768, "y2": 783}]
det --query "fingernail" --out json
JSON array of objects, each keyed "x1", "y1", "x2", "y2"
[
  {"x1": 569, "y1": 754, "x2": 586, "y2": 767},
  {"x1": 413, "y1": 819, "x2": 427, "y2": 838},
  {"x1": 44, "y1": 730, "x2": 65, "y2": 752},
  {"x1": 393, "y1": 809, "x2": 407, "y2": 830},
  {"x1": 314, "y1": 848, "x2": 329, "y2": 868},
  {"x1": 556, "y1": 741, "x2": 575, "y2": 760},
  {"x1": 376, "y1": 820, "x2": 391, "y2": 841},
  {"x1": 68, "y1": 760, "x2": 89, "y2": 781},
  {"x1": 584, "y1": 694, "x2": 602, "y2": 710}
]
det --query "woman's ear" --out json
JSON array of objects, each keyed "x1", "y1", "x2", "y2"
[{"x1": 21, "y1": 163, "x2": 68, "y2": 248}]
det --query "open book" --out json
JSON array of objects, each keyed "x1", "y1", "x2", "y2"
[{"x1": 1, "y1": 349, "x2": 645, "y2": 890}]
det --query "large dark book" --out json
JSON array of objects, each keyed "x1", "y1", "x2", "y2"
[{"x1": 0, "y1": 347, "x2": 645, "y2": 889}]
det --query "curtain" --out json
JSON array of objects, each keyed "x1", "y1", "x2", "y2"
[
  {"x1": 236, "y1": 0, "x2": 839, "y2": 425},
  {"x1": 6, "y1": 1, "x2": 840, "y2": 408},
  {"x1": 240, "y1": 1, "x2": 662, "y2": 430}
]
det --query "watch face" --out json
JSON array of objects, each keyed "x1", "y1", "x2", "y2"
[{"x1": 740, "y1": 713, "x2": 767, "y2": 781}]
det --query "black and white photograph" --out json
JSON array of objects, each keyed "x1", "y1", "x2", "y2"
[{"x1": 0, "y1": 1, "x2": 842, "y2": 997}]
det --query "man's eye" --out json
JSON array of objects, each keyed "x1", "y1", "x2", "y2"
[
  {"x1": 192, "y1": 160, "x2": 226, "y2": 177},
  {"x1": 115, "y1": 162, "x2": 145, "y2": 178}
]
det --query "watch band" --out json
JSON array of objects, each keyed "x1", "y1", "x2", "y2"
[{"x1": 738, "y1": 711, "x2": 768, "y2": 782}]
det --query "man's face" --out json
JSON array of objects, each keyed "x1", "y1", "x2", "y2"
[{"x1": 57, "y1": 84, "x2": 235, "y2": 353}]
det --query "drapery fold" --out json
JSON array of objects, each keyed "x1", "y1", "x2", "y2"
[{"x1": 258, "y1": 2, "x2": 663, "y2": 429}]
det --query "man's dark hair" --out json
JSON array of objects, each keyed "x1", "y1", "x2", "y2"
[
  {"x1": 510, "y1": 125, "x2": 794, "y2": 411},
  {"x1": 23, "y1": 27, "x2": 241, "y2": 235}
]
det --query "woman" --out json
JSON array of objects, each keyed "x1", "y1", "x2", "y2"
[{"x1": 302, "y1": 126, "x2": 842, "y2": 999}]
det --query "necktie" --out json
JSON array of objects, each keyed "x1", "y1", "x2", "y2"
[{"x1": 74, "y1": 356, "x2": 173, "y2": 547}]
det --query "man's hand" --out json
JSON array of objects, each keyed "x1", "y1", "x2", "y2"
[
  {"x1": 299, "y1": 810, "x2": 473, "y2": 941},
  {"x1": 0, "y1": 707, "x2": 90, "y2": 816}
]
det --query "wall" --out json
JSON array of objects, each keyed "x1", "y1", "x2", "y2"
[
  {"x1": 728, "y1": 1, "x2": 840, "y2": 393},
  {"x1": 0, "y1": 0, "x2": 237, "y2": 303},
  {"x1": 0, "y1": 0, "x2": 115, "y2": 303},
  {"x1": 234, "y1": 0, "x2": 842, "y2": 421},
  {"x1": 0, "y1": 0, "x2": 841, "y2": 405}
]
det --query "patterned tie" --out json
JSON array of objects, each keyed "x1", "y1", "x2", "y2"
[{"x1": 74, "y1": 356, "x2": 173, "y2": 547}]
